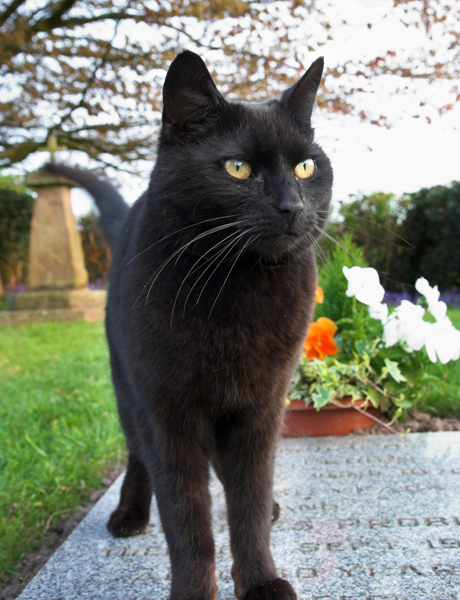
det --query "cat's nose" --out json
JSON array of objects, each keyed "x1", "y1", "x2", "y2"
[{"x1": 276, "y1": 188, "x2": 304, "y2": 224}]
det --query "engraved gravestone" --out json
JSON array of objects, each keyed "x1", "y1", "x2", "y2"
[{"x1": 18, "y1": 432, "x2": 460, "y2": 600}]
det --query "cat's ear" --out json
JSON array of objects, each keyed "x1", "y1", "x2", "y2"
[
  {"x1": 280, "y1": 57, "x2": 324, "y2": 128},
  {"x1": 162, "y1": 50, "x2": 225, "y2": 136}
]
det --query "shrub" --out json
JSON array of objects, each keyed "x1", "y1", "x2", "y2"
[
  {"x1": 390, "y1": 181, "x2": 460, "y2": 291},
  {"x1": 0, "y1": 175, "x2": 34, "y2": 290},
  {"x1": 314, "y1": 233, "x2": 368, "y2": 326}
]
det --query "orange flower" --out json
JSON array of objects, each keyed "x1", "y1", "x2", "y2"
[
  {"x1": 303, "y1": 317, "x2": 338, "y2": 361},
  {"x1": 315, "y1": 285, "x2": 324, "y2": 304}
]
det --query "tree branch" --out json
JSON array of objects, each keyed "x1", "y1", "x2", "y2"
[{"x1": 0, "y1": 0, "x2": 28, "y2": 26}]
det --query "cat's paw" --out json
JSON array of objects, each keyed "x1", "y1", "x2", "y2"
[
  {"x1": 240, "y1": 578, "x2": 297, "y2": 600},
  {"x1": 107, "y1": 506, "x2": 149, "y2": 537}
]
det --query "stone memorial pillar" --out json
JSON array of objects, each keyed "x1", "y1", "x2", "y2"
[{"x1": 7, "y1": 168, "x2": 106, "y2": 318}]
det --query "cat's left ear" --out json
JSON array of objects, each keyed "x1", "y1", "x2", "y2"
[
  {"x1": 280, "y1": 57, "x2": 324, "y2": 128},
  {"x1": 162, "y1": 50, "x2": 225, "y2": 136}
]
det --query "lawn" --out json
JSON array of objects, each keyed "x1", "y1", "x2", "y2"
[{"x1": 0, "y1": 321, "x2": 125, "y2": 582}]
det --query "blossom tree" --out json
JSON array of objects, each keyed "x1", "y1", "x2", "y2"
[{"x1": 0, "y1": 0, "x2": 459, "y2": 172}]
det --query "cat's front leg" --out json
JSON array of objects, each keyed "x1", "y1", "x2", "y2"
[
  {"x1": 148, "y1": 428, "x2": 217, "y2": 600},
  {"x1": 215, "y1": 414, "x2": 297, "y2": 600}
]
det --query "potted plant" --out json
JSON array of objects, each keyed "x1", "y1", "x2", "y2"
[{"x1": 284, "y1": 265, "x2": 460, "y2": 437}]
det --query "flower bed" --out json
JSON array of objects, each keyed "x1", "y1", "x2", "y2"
[{"x1": 289, "y1": 268, "x2": 460, "y2": 423}]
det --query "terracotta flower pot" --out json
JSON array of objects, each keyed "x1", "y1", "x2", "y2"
[{"x1": 282, "y1": 399, "x2": 380, "y2": 437}]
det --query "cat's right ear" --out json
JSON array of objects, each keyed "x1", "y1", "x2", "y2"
[
  {"x1": 280, "y1": 57, "x2": 324, "y2": 129},
  {"x1": 162, "y1": 51, "x2": 225, "y2": 137}
]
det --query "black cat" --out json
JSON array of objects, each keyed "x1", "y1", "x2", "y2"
[{"x1": 47, "y1": 50, "x2": 332, "y2": 600}]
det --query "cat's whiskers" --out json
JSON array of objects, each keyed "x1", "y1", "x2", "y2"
[
  {"x1": 314, "y1": 226, "x2": 364, "y2": 265},
  {"x1": 208, "y1": 233, "x2": 257, "y2": 318},
  {"x1": 127, "y1": 215, "x2": 240, "y2": 266},
  {"x1": 139, "y1": 221, "x2": 247, "y2": 308},
  {"x1": 188, "y1": 228, "x2": 257, "y2": 314},
  {"x1": 169, "y1": 228, "x2": 248, "y2": 327},
  {"x1": 336, "y1": 210, "x2": 414, "y2": 249}
]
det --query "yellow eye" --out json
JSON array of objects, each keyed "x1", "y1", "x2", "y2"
[
  {"x1": 295, "y1": 159, "x2": 315, "y2": 179},
  {"x1": 224, "y1": 159, "x2": 252, "y2": 180}
]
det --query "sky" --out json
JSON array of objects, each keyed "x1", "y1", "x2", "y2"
[{"x1": 56, "y1": 0, "x2": 459, "y2": 216}]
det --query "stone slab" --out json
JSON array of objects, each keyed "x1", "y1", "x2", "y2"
[
  {"x1": 18, "y1": 432, "x2": 460, "y2": 600},
  {"x1": 8, "y1": 289, "x2": 107, "y2": 310}
]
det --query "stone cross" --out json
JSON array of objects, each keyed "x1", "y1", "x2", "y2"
[{"x1": 37, "y1": 135, "x2": 68, "y2": 163}]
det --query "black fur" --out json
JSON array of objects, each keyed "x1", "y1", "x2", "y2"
[{"x1": 47, "y1": 50, "x2": 332, "y2": 600}]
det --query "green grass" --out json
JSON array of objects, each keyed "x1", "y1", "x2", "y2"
[{"x1": 0, "y1": 321, "x2": 125, "y2": 581}]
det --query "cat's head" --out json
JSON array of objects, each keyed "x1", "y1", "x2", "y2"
[{"x1": 156, "y1": 50, "x2": 332, "y2": 262}]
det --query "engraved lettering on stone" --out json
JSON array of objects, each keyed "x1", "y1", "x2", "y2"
[
  {"x1": 431, "y1": 564, "x2": 455, "y2": 576},
  {"x1": 327, "y1": 541, "x2": 344, "y2": 551},
  {"x1": 118, "y1": 547, "x2": 126, "y2": 557},
  {"x1": 338, "y1": 518, "x2": 360, "y2": 529},
  {"x1": 140, "y1": 546, "x2": 151, "y2": 556},
  {"x1": 299, "y1": 542, "x2": 320, "y2": 553},
  {"x1": 129, "y1": 547, "x2": 138, "y2": 556},
  {"x1": 337, "y1": 565, "x2": 359, "y2": 577},
  {"x1": 291, "y1": 520, "x2": 312, "y2": 530},
  {"x1": 425, "y1": 539, "x2": 435, "y2": 549},
  {"x1": 102, "y1": 548, "x2": 111, "y2": 557},
  {"x1": 298, "y1": 567, "x2": 317, "y2": 578},
  {"x1": 162, "y1": 570, "x2": 171, "y2": 580},
  {"x1": 397, "y1": 564, "x2": 424, "y2": 576},
  {"x1": 400, "y1": 468, "x2": 427, "y2": 475},
  {"x1": 367, "y1": 518, "x2": 390, "y2": 529},
  {"x1": 424, "y1": 517, "x2": 449, "y2": 526},
  {"x1": 349, "y1": 540, "x2": 370, "y2": 551},
  {"x1": 397, "y1": 518, "x2": 419, "y2": 527},
  {"x1": 126, "y1": 570, "x2": 153, "y2": 584},
  {"x1": 439, "y1": 538, "x2": 460, "y2": 547}
]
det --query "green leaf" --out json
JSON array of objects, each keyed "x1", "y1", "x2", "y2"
[
  {"x1": 384, "y1": 358, "x2": 407, "y2": 383},
  {"x1": 365, "y1": 384, "x2": 386, "y2": 409},
  {"x1": 312, "y1": 386, "x2": 334, "y2": 408}
]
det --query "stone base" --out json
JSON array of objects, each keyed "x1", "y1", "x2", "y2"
[
  {"x1": 7, "y1": 289, "x2": 107, "y2": 310},
  {"x1": 0, "y1": 306, "x2": 105, "y2": 325}
]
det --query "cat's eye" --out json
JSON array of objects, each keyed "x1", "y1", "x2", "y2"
[
  {"x1": 224, "y1": 159, "x2": 252, "y2": 180},
  {"x1": 295, "y1": 159, "x2": 315, "y2": 179}
]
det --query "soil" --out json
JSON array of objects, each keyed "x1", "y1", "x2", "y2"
[{"x1": 2, "y1": 412, "x2": 459, "y2": 600}]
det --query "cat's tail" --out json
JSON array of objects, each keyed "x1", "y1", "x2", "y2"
[{"x1": 44, "y1": 163, "x2": 129, "y2": 250}]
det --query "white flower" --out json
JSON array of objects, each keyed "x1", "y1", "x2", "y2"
[
  {"x1": 415, "y1": 277, "x2": 447, "y2": 322},
  {"x1": 382, "y1": 315, "x2": 403, "y2": 347},
  {"x1": 429, "y1": 300, "x2": 447, "y2": 322},
  {"x1": 383, "y1": 301, "x2": 427, "y2": 350},
  {"x1": 415, "y1": 277, "x2": 440, "y2": 308},
  {"x1": 402, "y1": 319, "x2": 430, "y2": 352},
  {"x1": 425, "y1": 318, "x2": 460, "y2": 364},
  {"x1": 368, "y1": 302, "x2": 389, "y2": 323},
  {"x1": 394, "y1": 300, "x2": 425, "y2": 323},
  {"x1": 342, "y1": 266, "x2": 385, "y2": 306}
]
